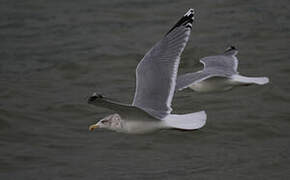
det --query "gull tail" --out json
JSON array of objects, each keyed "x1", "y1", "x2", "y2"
[
  {"x1": 163, "y1": 111, "x2": 206, "y2": 130},
  {"x1": 231, "y1": 74, "x2": 269, "y2": 85}
]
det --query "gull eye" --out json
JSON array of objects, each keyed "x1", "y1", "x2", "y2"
[{"x1": 102, "y1": 119, "x2": 109, "y2": 124}]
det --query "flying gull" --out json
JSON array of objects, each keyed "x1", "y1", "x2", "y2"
[
  {"x1": 88, "y1": 9, "x2": 206, "y2": 134},
  {"x1": 176, "y1": 46, "x2": 269, "y2": 92}
]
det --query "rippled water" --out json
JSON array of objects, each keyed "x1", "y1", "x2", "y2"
[{"x1": 1, "y1": 0, "x2": 290, "y2": 179}]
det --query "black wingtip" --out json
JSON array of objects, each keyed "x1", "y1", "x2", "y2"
[
  {"x1": 224, "y1": 45, "x2": 238, "y2": 55},
  {"x1": 166, "y1": 8, "x2": 195, "y2": 35},
  {"x1": 229, "y1": 45, "x2": 237, "y2": 50},
  {"x1": 225, "y1": 45, "x2": 237, "y2": 52},
  {"x1": 88, "y1": 93, "x2": 104, "y2": 103}
]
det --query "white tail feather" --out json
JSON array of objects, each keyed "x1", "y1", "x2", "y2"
[
  {"x1": 163, "y1": 111, "x2": 206, "y2": 130},
  {"x1": 231, "y1": 75, "x2": 269, "y2": 85}
]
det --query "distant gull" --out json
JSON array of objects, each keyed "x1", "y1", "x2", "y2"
[
  {"x1": 176, "y1": 46, "x2": 269, "y2": 92},
  {"x1": 88, "y1": 9, "x2": 206, "y2": 134}
]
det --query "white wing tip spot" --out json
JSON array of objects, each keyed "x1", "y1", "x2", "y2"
[
  {"x1": 184, "y1": 8, "x2": 195, "y2": 17},
  {"x1": 185, "y1": 23, "x2": 192, "y2": 28}
]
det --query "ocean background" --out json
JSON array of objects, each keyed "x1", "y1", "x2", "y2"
[{"x1": 1, "y1": 0, "x2": 289, "y2": 179}]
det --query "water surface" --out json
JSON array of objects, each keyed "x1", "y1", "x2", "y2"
[{"x1": 1, "y1": 0, "x2": 290, "y2": 179}]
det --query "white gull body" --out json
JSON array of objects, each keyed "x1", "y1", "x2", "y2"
[
  {"x1": 176, "y1": 46, "x2": 269, "y2": 92},
  {"x1": 88, "y1": 9, "x2": 206, "y2": 134}
]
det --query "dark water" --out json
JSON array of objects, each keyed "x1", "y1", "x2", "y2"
[{"x1": 1, "y1": 0, "x2": 290, "y2": 179}]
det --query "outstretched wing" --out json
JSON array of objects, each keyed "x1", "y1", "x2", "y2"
[
  {"x1": 176, "y1": 48, "x2": 239, "y2": 91},
  {"x1": 132, "y1": 9, "x2": 195, "y2": 119},
  {"x1": 200, "y1": 54, "x2": 238, "y2": 75},
  {"x1": 176, "y1": 71, "x2": 217, "y2": 91}
]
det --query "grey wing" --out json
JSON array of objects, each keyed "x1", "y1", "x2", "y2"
[
  {"x1": 200, "y1": 55, "x2": 239, "y2": 75},
  {"x1": 132, "y1": 9, "x2": 194, "y2": 119},
  {"x1": 176, "y1": 50, "x2": 239, "y2": 91},
  {"x1": 176, "y1": 71, "x2": 214, "y2": 91}
]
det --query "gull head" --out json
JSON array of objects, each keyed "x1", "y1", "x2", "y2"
[
  {"x1": 224, "y1": 45, "x2": 238, "y2": 56},
  {"x1": 89, "y1": 114, "x2": 122, "y2": 131}
]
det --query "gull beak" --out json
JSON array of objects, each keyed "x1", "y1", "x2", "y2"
[{"x1": 89, "y1": 123, "x2": 99, "y2": 131}]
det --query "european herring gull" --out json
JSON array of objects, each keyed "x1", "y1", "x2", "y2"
[
  {"x1": 88, "y1": 9, "x2": 206, "y2": 134},
  {"x1": 176, "y1": 46, "x2": 269, "y2": 92}
]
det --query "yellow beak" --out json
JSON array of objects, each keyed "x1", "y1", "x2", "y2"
[{"x1": 89, "y1": 124, "x2": 99, "y2": 131}]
